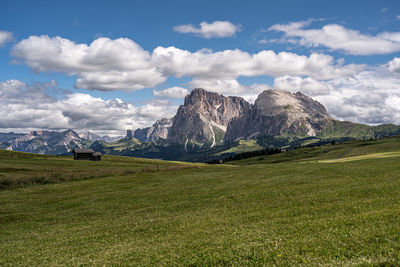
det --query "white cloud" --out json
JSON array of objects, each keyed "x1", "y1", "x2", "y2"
[
  {"x1": 0, "y1": 80, "x2": 177, "y2": 135},
  {"x1": 173, "y1": 21, "x2": 241, "y2": 38},
  {"x1": 0, "y1": 31, "x2": 13, "y2": 46},
  {"x1": 137, "y1": 99, "x2": 177, "y2": 119},
  {"x1": 153, "y1": 87, "x2": 189, "y2": 98},
  {"x1": 12, "y1": 35, "x2": 364, "y2": 95},
  {"x1": 188, "y1": 78, "x2": 270, "y2": 103},
  {"x1": 11, "y1": 36, "x2": 166, "y2": 91},
  {"x1": 269, "y1": 20, "x2": 313, "y2": 32},
  {"x1": 152, "y1": 46, "x2": 363, "y2": 80},
  {"x1": 388, "y1": 57, "x2": 400, "y2": 73},
  {"x1": 273, "y1": 76, "x2": 333, "y2": 96},
  {"x1": 269, "y1": 21, "x2": 400, "y2": 55},
  {"x1": 311, "y1": 64, "x2": 400, "y2": 124}
]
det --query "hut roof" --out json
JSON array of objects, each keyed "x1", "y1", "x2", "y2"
[
  {"x1": 72, "y1": 148, "x2": 94, "y2": 153},
  {"x1": 92, "y1": 152, "x2": 102, "y2": 156}
]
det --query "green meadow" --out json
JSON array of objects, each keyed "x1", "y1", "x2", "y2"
[{"x1": 1, "y1": 138, "x2": 400, "y2": 265}]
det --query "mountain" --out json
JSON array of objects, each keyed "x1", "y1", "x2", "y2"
[
  {"x1": 130, "y1": 118, "x2": 173, "y2": 142},
  {"x1": 79, "y1": 131, "x2": 121, "y2": 142},
  {"x1": 4, "y1": 130, "x2": 90, "y2": 155},
  {"x1": 0, "y1": 132, "x2": 24, "y2": 143},
  {"x1": 166, "y1": 88, "x2": 250, "y2": 150},
  {"x1": 2, "y1": 88, "x2": 400, "y2": 161},
  {"x1": 224, "y1": 90, "x2": 334, "y2": 143}
]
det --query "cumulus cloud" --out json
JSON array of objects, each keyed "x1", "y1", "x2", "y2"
[
  {"x1": 188, "y1": 78, "x2": 270, "y2": 103},
  {"x1": 311, "y1": 64, "x2": 400, "y2": 124},
  {"x1": 269, "y1": 21, "x2": 400, "y2": 55},
  {"x1": 153, "y1": 87, "x2": 189, "y2": 98},
  {"x1": 11, "y1": 36, "x2": 166, "y2": 91},
  {"x1": 0, "y1": 80, "x2": 177, "y2": 135},
  {"x1": 388, "y1": 57, "x2": 400, "y2": 73},
  {"x1": 0, "y1": 31, "x2": 13, "y2": 46},
  {"x1": 11, "y1": 34, "x2": 364, "y2": 96},
  {"x1": 273, "y1": 76, "x2": 333, "y2": 96},
  {"x1": 173, "y1": 21, "x2": 241, "y2": 38},
  {"x1": 152, "y1": 46, "x2": 363, "y2": 80},
  {"x1": 137, "y1": 99, "x2": 177, "y2": 119}
]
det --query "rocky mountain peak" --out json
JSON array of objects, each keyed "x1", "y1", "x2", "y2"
[
  {"x1": 224, "y1": 89, "x2": 334, "y2": 144},
  {"x1": 167, "y1": 88, "x2": 250, "y2": 149},
  {"x1": 30, "y1": 130, "x2": 46, "y2": 137},
  {"x1": 132, "y1": 118, "x2": 173, "y2": 142},
  {"x1": 64, "y1": 129, "x2": 81, "y2": 138},
  {"x1": 184, "y1": 88, "x2": 222, "y2": 107},
  {"x1": 126, "y1": 130, "x2": 133, "y2": 139},
  {"x1": 9, "y1": 129, "x2": 85, "y2": 155},
  {"x1": 254, "y1": 90, "x2": 330, "y2": 119}
]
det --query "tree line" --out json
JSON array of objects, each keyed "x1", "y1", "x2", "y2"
[{"x1": 207, "y1": 147, "x2": 282, "y2": 164}]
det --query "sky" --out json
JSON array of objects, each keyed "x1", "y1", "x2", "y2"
[{"x1": 1, "y1": 0, "x2": 400, "y2": 136}]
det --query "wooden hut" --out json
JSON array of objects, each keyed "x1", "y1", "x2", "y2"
[
  {"x1": 92, "y1": 152, "x2": 102, "y2": 161},
  {"x1": 72, "y1": 148, "x2": 95, "y2": 160}
]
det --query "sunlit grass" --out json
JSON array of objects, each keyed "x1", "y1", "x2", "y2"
[
  {"x1": 318, "y1": 151, "x2": 400, "y2": 163},
  {"x1": 1, "y1": 138, "x2": 400, "y2": 265}
]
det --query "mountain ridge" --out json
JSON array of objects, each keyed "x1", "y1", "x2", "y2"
[{"x1": 2, "y1": 88, "x2": 400, "y2": 161}]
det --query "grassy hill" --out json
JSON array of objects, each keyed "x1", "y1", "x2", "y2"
[
  {"x1": 0, "y1": 150, "x2": 200, "y2": 189},
  {"x1": 1, "y1": 138, "x2": 400, "y2": 265}
]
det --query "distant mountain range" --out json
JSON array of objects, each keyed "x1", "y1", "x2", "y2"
[
  {"x1": 2, "y1": 88, "x2": 400, "y2": 161},
  {"x1": 0, "y1": 130, "x2": 121, "y2": 155},
  {"x1": 78, "y1": 131, "x2": 122, "y2": 143}
]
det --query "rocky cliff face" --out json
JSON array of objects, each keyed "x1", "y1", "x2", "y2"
[
  {"x1": 167, "y1": 88, "x2": 250, "y2": 149},
  {"x1": 132, "y1": 118, "x2": 172, "y2": 142},
  {"x1": 224, "y1": 90, "x2": 334, "y2": 144}
]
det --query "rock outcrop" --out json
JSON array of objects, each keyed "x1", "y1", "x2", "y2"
[
  {"x1": 224, "y1": 90, "x2": 334, "y2": 143},
  {"x1": 132, "y1": 118, "x2": 173, "y2": 142},
  {"x1": 167, "y1": 88, "x2": 250, "y2": 149}
]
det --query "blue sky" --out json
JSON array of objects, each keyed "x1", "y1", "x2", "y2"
[{"x1": 1, "y1": 0, "x2": 400, "y2": 135}]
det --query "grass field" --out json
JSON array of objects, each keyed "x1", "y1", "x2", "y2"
[
  {"x1": 1, "y1": 138, "x2": 400, "y2": 265},
  {"x1": 0, "y1": 150, "x2": 200, "y2": 189}
]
